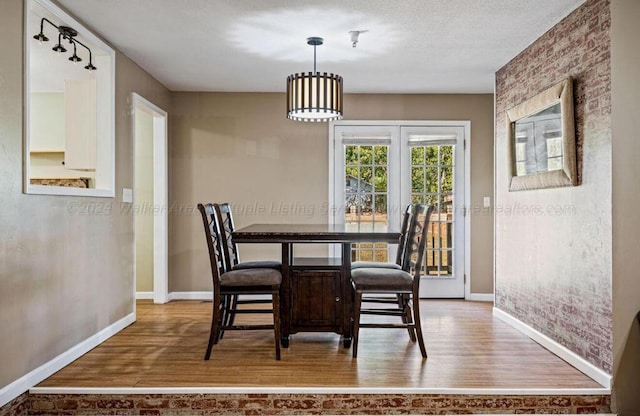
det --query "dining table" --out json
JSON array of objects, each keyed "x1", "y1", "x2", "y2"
[{"x1": 232, "y1": 223, "x2": 401, "y2": 348}]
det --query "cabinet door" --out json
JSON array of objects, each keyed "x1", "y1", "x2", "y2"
[
  {"x1": 64, "y1": 79, "x2": 97, "y2": 170},
  {"x1": 29, "y1": 93, "x2": 65, "y2": 152},
  {"x1": 291, "y1": 270, "x2": 341, "y2": 329}
]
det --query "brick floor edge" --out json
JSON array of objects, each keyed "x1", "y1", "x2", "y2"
[
  {"x1": 24, "y1": 393, "x2": 612, "y2": 415},
  {"x1": 0, "y1": 393, "x2": 29, "y2": 416}
]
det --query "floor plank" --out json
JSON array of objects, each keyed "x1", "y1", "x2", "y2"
[{"x1": 37, "y1": 299, "x2": 601, "y2": 389}]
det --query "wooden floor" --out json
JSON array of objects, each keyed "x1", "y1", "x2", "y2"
[{"x1": 37, "y1": 299, "x2": 601, "y2": 389}]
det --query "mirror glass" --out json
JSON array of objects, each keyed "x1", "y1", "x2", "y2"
[
  {"x1": 25, "y1": 0, "x2": 115, "y2": 197},
  {"x1": 513, "y1": 102, "x2": 563, "y2": 176}
]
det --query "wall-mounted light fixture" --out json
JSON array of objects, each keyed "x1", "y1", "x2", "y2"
[
  {"x1": 33, "y1": 18, "x2": 97, "y2": 71},
  {"x1": 286, "y1": 37, "x2": 343, "y2": 122}
]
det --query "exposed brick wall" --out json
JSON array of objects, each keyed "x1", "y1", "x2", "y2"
[
  {"x1": 0, "y1": 393, "x2": 29, "y2": 416},
  {"x1": 27, "y1": 393, "x2": 612, "y2": 415},
  {"x1": 495, "y1": 0, "x2": 612, "y2": 373}
]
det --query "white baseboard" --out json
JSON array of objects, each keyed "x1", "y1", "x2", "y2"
[
  {"x1": 492, "y1": 307, "x2": 612, "y2": 390},
  {"x1": 0, "y1": 312, "x2": 135, "y2": 408},
  {"x1": 168, "y1": 291, "x2": 212, "y2": 301},
  {"x1": 135, "y1": 291, "x2": 154, "y2": 300},
  {"x1": 167, "y1": 292, "x2": 270, "y2": 301},
  {"x1": 466, "y1": 293, "x2": 494, "y2": 302}
]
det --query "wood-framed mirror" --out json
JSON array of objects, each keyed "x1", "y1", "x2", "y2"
[{"x1": 506, "y1": 77, "x2": 577, "y2": 191}]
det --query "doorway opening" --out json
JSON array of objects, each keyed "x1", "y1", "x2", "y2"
[{"x1": 133, "y1": 93, "x2": 168, "y2": 304}]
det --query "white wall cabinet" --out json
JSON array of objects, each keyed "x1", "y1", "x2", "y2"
[{"x1": 64, "y1": 79, "x2": 97, "y2": 171}]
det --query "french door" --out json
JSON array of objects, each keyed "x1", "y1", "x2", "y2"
[{"x1": 330, "y1": 122, "x2": 467, "y2": 298}]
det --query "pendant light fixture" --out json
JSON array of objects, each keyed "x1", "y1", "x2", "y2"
[{"x1": 286, "y1": 37, "x2": 343, "y2": 122}]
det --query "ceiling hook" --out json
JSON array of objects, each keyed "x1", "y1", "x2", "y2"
[{"x1": 349, "y1": 30, "x2": 369, "y2": 48}]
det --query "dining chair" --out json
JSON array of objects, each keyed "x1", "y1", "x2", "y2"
[
  {"x1": 214, "y1": 203, "x2": 281, "y2": 331},
  {"x1": 351, "y1": 204, "x2": 413, "y2": 329},
  {"x1": 197, "y1": 203, "x2": 282, "y2": 360},
  {"x1": 350, "y1": 203, "x2": 434, "y2": 358}
]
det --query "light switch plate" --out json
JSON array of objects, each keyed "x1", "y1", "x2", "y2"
[
  {"x1": 483, "y1": 196, "x2": 491, "y2": 208},
  {"x1": 122, "y1": 188, "x2": 133, "y2": 203}
]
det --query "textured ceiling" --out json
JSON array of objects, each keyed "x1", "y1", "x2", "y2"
[{"x1": 53, "y1": 0, "x2": 586, "y2": 93}]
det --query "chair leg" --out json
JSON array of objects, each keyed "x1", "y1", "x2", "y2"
[
  {"x1": 411, "y1": 291, "x2": 427, "y2": 358},
  {"x1": 401, "y1": 294, "x2": 416, "y2": 342},
  {"x1": 227, "y1": 294, "x2": 239, "y2": 327},
  {"x1": 352, "y1": 289, "x2": 363, "y2": 358},
  {"x1": 272, "y1": 287, "x2": 281, "y2": 360},
  {"x1": 218, "y1": 295, "x2": 231, "y2": 341},
  {"x1": 205, "y1": 295, "x2": 222, "y2": 360}
]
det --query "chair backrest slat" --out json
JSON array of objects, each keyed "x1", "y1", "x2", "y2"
[
  {"x1": 214, "y1": 202, "x2": 240, "y2": 271},
  {"x1": 394, "y1": 204, "x2": 414, "y2": 266},
  {"x1": 197, "y1": 203, "x2": 225, "y2": 290},
  {"x1": 401, "y1": 204, "x2": 435, "y2": 285}
]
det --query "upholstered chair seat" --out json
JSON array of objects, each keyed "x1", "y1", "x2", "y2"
[
  {"x1": 351, "y1": 268, "x2": 412, "y2": 291},
  {"x1": 351, "y1": 261, "x2": 401, "y2": 270},
  {"x1": 232, "y1": 260, "x2": 282, "y2": 271},
  {"x1": 220, "y1": 268, "x2": 282, "y2": 287}
]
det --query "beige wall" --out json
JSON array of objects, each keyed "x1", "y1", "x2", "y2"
[
  {"x1": 134, "y1": 109, "x2": 154, "y2": 292},
  {"x1": 610, "y1": 0, "x2": 640, "y2": 413},
  {"x1": 169, "y1": 93, "x2": 494, "y2": 294},
  {"x1": 0, "y1": 0, "x2": 170, "y2": 392}
]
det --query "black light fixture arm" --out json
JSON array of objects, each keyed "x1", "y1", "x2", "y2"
[
  {"x1": 71, "y1": 37, "x2": 90, "y2": 55},
  {"x1": 37, "y1": 17, "x2": 56, "y2": 37}
]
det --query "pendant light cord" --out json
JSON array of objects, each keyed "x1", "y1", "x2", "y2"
[{"x1": 313, "y1": 43, "x2": 317, "y2": 74}]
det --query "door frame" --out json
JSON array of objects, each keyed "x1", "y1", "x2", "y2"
[
  {"x1": 328, "y1": 120, "x2": 471, "y2": 299},
  {"x1": 132, "y1": 93, "x2": 169, "y2": 304}
]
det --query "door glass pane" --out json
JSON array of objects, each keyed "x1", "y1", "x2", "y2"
[
  {"x1": 374, "y1": 146, "x2": 387, "y2": 165},
  {"x1": 441, "y1": 167, "x2": 454, "y2": 193},
  {"x1": 359, "y1": 146, "x2": 373, "y2": 164},
  {"x1": 411, "y1": 167, "x2": 424, "y2": 192},
  {"x1": 441, "y1": 145, "x2": 454, "y2": 166},
  {"x1": 439, "y1": 193, "x2": 453, "y2": 222},
  {"x1": 345, "y1": 145, "x2": 358, "y2": 164},
  {"x1": 410, "y1": 143, "x2": 455, "y2": 278},
  {"x1": 442, "y1": 250, "x2": 454, "y2": 275},
  {"x1": 345, "y1": 144, "x2": 389, "y2": 262},
  {"x1": 374, "y1": 194, "x2": 387, "y2": 219},
  {"x1": 345, "y1": 192, "x2": 357, "y2": 222},
  {"x1": 425, "y1": 167, "x2": 439, "y2": 193},
  {"x1": 427, "y1": 219, "x2": 441, "y2": 249},
  {"x1": 411, "y1": 146, "x2": 424, "y2": 164},
  {"x1": 360, "y1": 166, "x2": 373, "y2": 186},
  {"x1": 424, "y1": 193, "x2": 438, "y2": 210},
  {"x1": 374, "y1": 167, "x2": 387, "y2": 192}
]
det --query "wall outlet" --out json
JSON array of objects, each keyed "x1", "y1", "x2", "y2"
[
  {"x1": 483, "y1": 196, "x2": 491, "y2": 208},
  {"x1": 122, "y1": 188, "x2": 133, "y2": 203}
]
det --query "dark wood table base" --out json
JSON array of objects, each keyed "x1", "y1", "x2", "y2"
[{"x1": 232, "y1": 224, "x2": 401, "y2": 349}]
